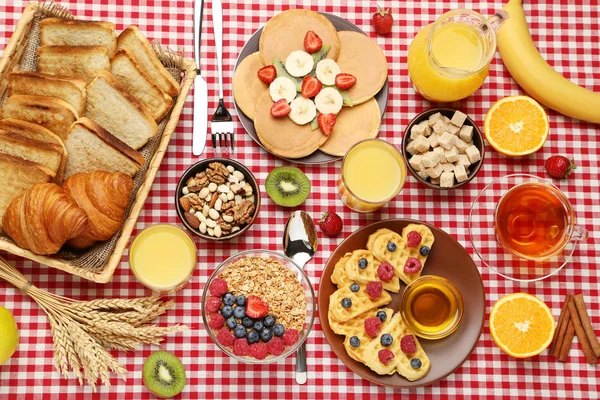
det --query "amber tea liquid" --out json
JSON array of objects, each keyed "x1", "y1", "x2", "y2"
[
  {"x1": 402, "y1": 280, "x2": 460, "y2": 335},
  {"x1": 495, "y1": 182, "x2": 573, "y2": 260}
]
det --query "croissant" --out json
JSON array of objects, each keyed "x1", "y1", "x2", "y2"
[
  {"x1": 62, "y1": 171, "x2": 133, "y2": 250},
  {"x1": 2, "y1": 183, "x2": 88, "y2": 255}
]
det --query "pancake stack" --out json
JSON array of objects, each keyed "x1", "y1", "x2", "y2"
[{"x1": 233, "y1": 9, "x2": 389, "y2": 159}]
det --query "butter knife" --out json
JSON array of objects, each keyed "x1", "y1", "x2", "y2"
[{"x1": 192, "y1": 0, "x2": 208, "y2": 156}]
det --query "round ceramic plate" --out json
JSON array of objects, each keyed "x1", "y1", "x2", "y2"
[
  {"x1": 233, "y1": 12, "x2": 389, "y2": 164},
  {"x1": 318, "y1": 219, "x2": 485, "y2": 388}
]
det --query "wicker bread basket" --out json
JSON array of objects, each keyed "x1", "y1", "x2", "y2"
[{"x1": 0, "y1": 2, "x2": 197, "y2": 283}]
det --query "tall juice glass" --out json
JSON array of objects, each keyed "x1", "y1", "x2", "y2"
[
  {"x1": 407, "y1": 9, "x2": 507, "y2": 102},
  {"x1": 337, "y1": 139, "x2": 406, "y2": 213}
]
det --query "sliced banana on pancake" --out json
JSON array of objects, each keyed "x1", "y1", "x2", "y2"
[
  {"x1": 316, "y1": 59, "x2": 341, "y2": 85},
  {"x1": 232, "y1": 52, "x2": 268, "y2": 120},
  {"x1": 259, "y1": 9, "x2": 341, "y2": 66},
  {"x1": 269, "y1": 77, "x2": 297, "y2": 103},
  {"x1": 315, "y1": 87, "x2": 343, "y2": 114},
  {"x1": 336, "y1": 31, "x2": 388, "y2": 105},
  {"x1": 319, "y1": 98, "x2": 381, "y2": 156},
  {"x1": 285, "y1": 50, "x2": 314, "y2": 77},
  {"x1": 289, "y1": 97, "x2": 316, "y2": 125},
  {"x1": 254, "y1": 91, "x2": 327, "y2": 159}
]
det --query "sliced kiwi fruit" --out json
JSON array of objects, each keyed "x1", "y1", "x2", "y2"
[
  {"x1": 143, "y1": 350, "x2": 186, "y2": 398},
  {"x1": 310, "y1": 115, "x2": 319, "y2": 131},
  {"x1": 310, "y1": 44, "x2": 330, "y2": 68},
  {"x1": 323, "y1": 86, "x2": 353, "y2": 107},
  {"x1": 265, "y1": 167, "x2": 311, "y2": 207},
  {"x1": 273, "y1": 57, "x2": 303, "y2": 92}
]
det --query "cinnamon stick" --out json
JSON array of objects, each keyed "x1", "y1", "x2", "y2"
[
  {"x1": 558, "y1": 321, "x2": 576, "y2": 362},
  {"x1": 573, "y1": 294, "x2": 600, "y2": 358},
  {"x1": 567, "y1": 300, "x2": 598, "y2": 364},
  {"x1": 550, "y1": 294, "x2": 572, "y2": 356}
]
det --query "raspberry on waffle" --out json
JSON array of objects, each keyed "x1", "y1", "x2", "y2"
[
  {"x1": 344, "y1": 249, "x2": 400, "y2": 293},
  {"x1": 342, "y1": 308, "x2": 394, "y2": 364}
]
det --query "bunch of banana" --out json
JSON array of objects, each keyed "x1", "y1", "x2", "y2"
[{"x1": 496, "y1": 0, "x2": 600, "y2": 124}]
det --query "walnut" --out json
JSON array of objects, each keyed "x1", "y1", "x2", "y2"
[
  {"x1": 206, "y1": 162, "x2": 229, "y2": 184},
  {"x1": 187, "y1": 172, "x2": 209, "y2": 192},
  {"x1": 221, "y1": 200, "x2": 235, "y2": 211},
  {"x1": 216, "y1": 218, "x2": 232, "y2": 235},
  {"x1": 233, "y1": 199, "x2": 255, "y2": 225},
  {"x1": 187, "y1": 194, "x2": 205, "y2": 209}
]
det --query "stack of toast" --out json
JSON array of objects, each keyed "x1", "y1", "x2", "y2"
[
  {"x1": 0, "y1": 17, "x2": 177, "y2": 226},
  {"x1": 327, "y1": 224, "x2": 435, "y2": 381}
]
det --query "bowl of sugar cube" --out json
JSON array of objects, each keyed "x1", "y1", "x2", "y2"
[{"x1": 402, "y1": 108, "x2": 485, "y2": 190}]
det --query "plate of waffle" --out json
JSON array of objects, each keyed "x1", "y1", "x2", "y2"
[{"x1": 318, "y1": 219, "x2": 485, "y2": 388}]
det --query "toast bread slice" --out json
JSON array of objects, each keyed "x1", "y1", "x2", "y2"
[
  {"x1": 7, "y1": 71, "x2": 87, "y2": 116},
  {"x1": 37, "y1": 45, "x2": 110, "y2": 83},
  {"x1": 0, "y1": 94, "x2": 79, "y2": 140},
  {"x1": 63, "y1": 117, "x2": 144, "y2": 179},
  {"x1": 85, "y1": 71, "x2": 158, "y2": 149},
  {"x1": 0, "y1": 119, "x2": 68, "y2": 183},
  {"x1": 0, "y1": 152, "x2": 55, "y2": 225},
  {"x1": 0, "y1": 130, "x2": 63, "y2": 178},
  {"x1": 111, "y1": 49, "x2": 173, "y2": 121},
  {"x1": 116, "y1": 26, "x2": 179, "y2": 96},
  {"x1": 39, "y1": 18, "x2": 117, "y2": 56}
]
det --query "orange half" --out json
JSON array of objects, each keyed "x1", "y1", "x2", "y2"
[
  {"x1": 489, "y1": 293, "x2": 555, "y2": 358},
  {"x1": 484, "y1": 96, "x2": 549, "y2": 156}
]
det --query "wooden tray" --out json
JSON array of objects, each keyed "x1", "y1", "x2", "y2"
[{"x1": 0, "y1": 2, "x2": 196, "y2": 283}]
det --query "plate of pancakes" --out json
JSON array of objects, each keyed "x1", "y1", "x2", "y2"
[
  {"x1": 232, "y1": 9, "x2": 389, "y2": 164},
  {"x1": 318, "y1": 219, "x2": 485, "y2": 388}
]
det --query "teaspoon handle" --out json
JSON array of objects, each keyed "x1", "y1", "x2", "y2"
[{"x1": 295, "y1": 343, "x2": 307, "y2": 384}]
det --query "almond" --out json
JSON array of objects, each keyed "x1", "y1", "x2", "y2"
[
  {"x1": 184, "y1": 212, "x2": 200, "y2": 229},
  {"x1": 179, "y1": 196, "x2": 191, "y2": 211}
]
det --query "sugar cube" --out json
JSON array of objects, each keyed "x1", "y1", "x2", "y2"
[
  {"x1": 406, "y1": 139, "x2": 418, "y2": 155},
  {"x1": 433, "y1": 147, "x2": 446, "y2": 163},
  {"x1": 408, "y1": 154, "x2": 425, "y2": 171},
  {"x1": 459, "y1": 125, "x2": 474, "y2": 142},
  {"x1": 438, "y1": 132, "x2": 456, "y2": 150},
  {"x1": 431, "y1": 176, "x2": 441, "y2": 185},
  {"x1": 416, "y1": 169, "x2": 429, "y2": 180},
  {"x1": 422, "y1": 151, "x2": 440, "y2": 168},
  {"x1": 442, "y1": 115, "x2": 452, "y2": 125},
  {"x1": 465, "y1": 145, "x2": 481, "y2": 163},
  {"x1": 444, "y1": 147, "x2": 459, "y2": 162},
  {"x1": 413, "y1": 135, "x2": 431, "y2": 153},
  {"x1": 432, "y1": 120, "x2": 446, "y2": 135},
  {"x1": 454, "y1": 138, "x2": 470, "y2": 153},
  {"x1": 451, "y1": 110, "x2": 467, "y2": 127},
  {"x1": 410, "y1": 123, "x2": 427, "y2": 139},
  {"x1": 418, "y1": 120, "x2": 433, "y2": 136},
  {"x1": 440, "y1": 171, "x2": 455, "y2": 188},
  {"x1": 425, "y1": 163, "x2": 444, "y2": 179},
  {"x1": 454, "y1": 164, "x2": 468, "y2": 182},
  {"x1": 429, "y1": 133, "x2": 441, "y2": 148},
  {"x1": 428, "y1": 112, "x2": 442, "y2": 127},
  {"x1": 456, "y1": 154, "x2": 471, "y2": 168},
  {"x1": 446, "y1": 123, "x2": 461, "y2": 135},
  {"x1": 440, "y1": 162, "x2": 455, "y2": 172}
]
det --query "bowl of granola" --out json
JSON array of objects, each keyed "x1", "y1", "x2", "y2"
[
  {"x1": 175, "y1": 158, "x2": 260, "y2": 241},
  {"x1": 402, "y1": 108, "x2": 485, "y2": 190},
  {"x1": 202, "y1": 250, "x2": 316, "y2": 363}
]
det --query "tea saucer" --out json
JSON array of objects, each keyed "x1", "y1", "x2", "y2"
[{"x1": 468, "y1": 173, "x2": 583, "y2": 282}]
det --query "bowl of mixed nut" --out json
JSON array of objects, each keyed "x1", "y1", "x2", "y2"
[
  {"x1": 175, "y1": 158, "x2": 260, "y2": 240},
  {"x1": 202, "y1": 250, "x2": 316, "y2": 363}
]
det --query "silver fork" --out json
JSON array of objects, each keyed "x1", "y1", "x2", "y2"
[{"x1": 210, "y1": 0, "x2": 234, "y2": 154}]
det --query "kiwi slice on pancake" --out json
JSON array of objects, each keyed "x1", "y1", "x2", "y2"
[
  {"x1": 143, "y1": 351, "x2": 186, "y2": 398},
  {"x1": 274, "y1": 57, "x2": 303, "y2": 92},
  {"x1": 265, "y1": 166, "x2": 311, "y2": 207}
]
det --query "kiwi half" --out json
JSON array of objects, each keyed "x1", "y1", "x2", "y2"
[
  {"x1": 142, "y1": 350, "x2": 186, "y2": 398},
  {"x1": 265, "y1": 167, "x2": 311, "y2": 207}
]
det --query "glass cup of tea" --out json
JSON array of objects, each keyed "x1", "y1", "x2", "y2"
[
  {"x1": 469, "y1": 174, "x2": 588, "y2": 282},
  {"x1": 337, "y1": 139, "x2": 406, "y2": 213}
]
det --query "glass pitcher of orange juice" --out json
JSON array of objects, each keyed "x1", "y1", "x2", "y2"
[{"x1": 408, "y1": 9, "x2": 508, "y2": 103}]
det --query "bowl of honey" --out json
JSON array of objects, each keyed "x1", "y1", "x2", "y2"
[{"x1": 400, "y1": 275, "x2": 464, "y2": 340}]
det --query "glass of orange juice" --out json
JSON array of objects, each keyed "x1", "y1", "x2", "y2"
[
  {"x1": 129, "y1": 224, "x2": 197, "y2": 294},
  {"x1": 407, "y1": 9, "x2": 508, "y2": 102},
  {"x1": 337, "y1": 139, "x2": 406, "y2": 213}
]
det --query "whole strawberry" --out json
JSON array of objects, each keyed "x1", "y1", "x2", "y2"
[
  {"x1": 545, "y1": 156, "x2": 576, "y2": 179},
  {"x1": 372, "y1": 6, "x2": 393, "y2": 35},
  {"x1": 319, "y1": 211, "x2": 343, "y2": 236}
]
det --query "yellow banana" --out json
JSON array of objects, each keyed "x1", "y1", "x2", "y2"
[{"x1": 496, "y1": 0, "x2": 600, "y2": 124}]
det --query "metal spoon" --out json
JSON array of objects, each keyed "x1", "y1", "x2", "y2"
[{"x1": 283, "y1": 210, "x2": 318, "y2": 385}]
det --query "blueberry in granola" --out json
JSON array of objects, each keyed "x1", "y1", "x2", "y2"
[
  {"x1": 235, "y1": 295, "x2": 247, "y2": 306},
  {"x1": 242, "y1": 317, "x2": 254, "y2": 328},
  {"x1": 253, "y1": 321, "x2": 265, "y2": 331},
  {"x1": 247, "y1": 329, "x2": 260, "y2": 344},
  {"x1": 233, "y1": 306, "x2": 246, "y2": 319},
  {"x1": 260, "y1": 328, "x2": 273, "y2": 342},
  {"x1": 226, "y1": 317, "x2": 237, "y2": 329},
  {"x1": 263, "y1": 315, "x2": 276, "y2": 328},
  {"x1": 273, "y1": 324, "x2": 285, "y2": 337},
  {"x1": 234, "y1": 325, "x2": 247, "y2": 338},
  {"x1": 223, "y1": 292, "x2": 236, "y2": 306},
  {"x1": 221, "y1": 305, "x2": 234, "y2": 318}
]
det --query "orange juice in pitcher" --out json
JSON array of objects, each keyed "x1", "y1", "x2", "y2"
[{"x1": 408, "y1": 9, "x2": 508, "y2": 103}]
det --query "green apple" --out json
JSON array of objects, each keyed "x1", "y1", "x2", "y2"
[{"x1": 0, "y1": 305, "x2": 19, "y2": 365}]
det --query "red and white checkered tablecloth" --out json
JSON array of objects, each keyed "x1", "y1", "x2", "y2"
[{"x1": 1, "y1": 0, "x2": 599, "y2": 398}]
